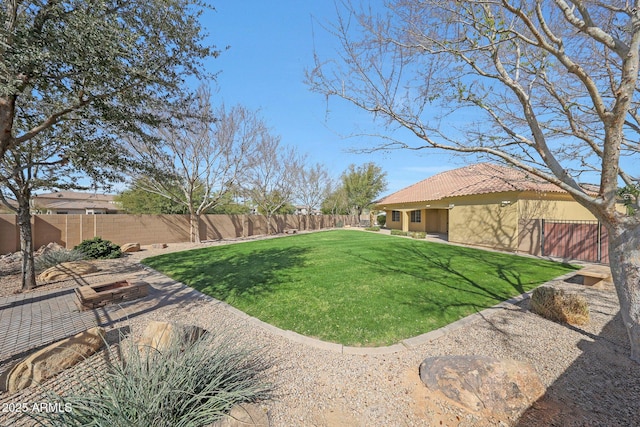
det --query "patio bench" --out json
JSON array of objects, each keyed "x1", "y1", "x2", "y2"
[
  {"x1": 284, "y1": 228, "x2": 298, "y2": 234},
  {"x1": 578, "y1": 269, "x2": 612, "y2": 287}
]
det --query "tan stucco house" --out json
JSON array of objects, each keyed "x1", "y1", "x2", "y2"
[
  {"x1": 376, "y1": 163, "x2": 601, "y2": 256},
  {"x1": 31, "y1": 191, "x2": 123, "y2": 214}
]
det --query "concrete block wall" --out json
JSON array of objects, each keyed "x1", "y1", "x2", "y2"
[{"x1": 0, "y1": 214, "x2": 352, "y2": 254}]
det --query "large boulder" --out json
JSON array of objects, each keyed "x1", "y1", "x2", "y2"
[
  {"x1": 137, "y1": 321, "x2": 207, "y2": 354},
  {"x1": 121, "y1": 243, "x2": 141, "y2": 253},
  {"x1": 0, "y1": 327, "x2": 105, "y2": 394},
  {"x1": 35, "y1": 242, "x2": 65, "y2": 256},
  {"x1": 38, "y1": 260, "x2": 99, "y2": 283},
  {"x1": 419, "y1": 355, "x2": 545, "y2": 416}
]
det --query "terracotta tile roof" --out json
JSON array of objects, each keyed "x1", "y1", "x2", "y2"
[{"x1": 377, "y1": 163, "x2": 567, "y2": 205}]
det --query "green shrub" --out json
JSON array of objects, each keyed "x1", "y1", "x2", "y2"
[
  {"x1": 364, "y1": 226, "x2": 380, "y2": 232},
  {"x1": 35, "y1": 249, "x2": 86, "y2": 271},
  {"x1": 33, "y1": 330, "x2": 275, "y2": 427},
  {"x1": 376, "y1": 214, "x2": 386, "y2": 227},
  {"x1": 74, "y1": 237, "x2": 122, "y2": 259},
  {"x1": 390, "y1": 229, "x2": 408, "y2": 236},
  {"x1": 411, "y1": 232, "x2": 426, "y2": 239}
]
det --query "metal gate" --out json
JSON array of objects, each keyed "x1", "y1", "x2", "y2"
[{"x1": 541, "y1": 220, "x2": 609, "y2": 264}]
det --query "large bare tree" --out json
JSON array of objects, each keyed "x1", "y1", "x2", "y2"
[
  {"x1": 244, "y1": 135, "x2": 304, "y2": 234},
  {"x1": 309, "y1": 1, "x2": 640, "y2": 360},
  {"x1": 131, "y1": 87, "x2": 262, "y2": 242},
  {"x1": 293, "y1": 162, "x2": 332, "y2": 230}
]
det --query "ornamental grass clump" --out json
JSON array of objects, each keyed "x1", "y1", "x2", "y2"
[
  {"x1": 530, "y1": 286, "x2": 590, "y2": 326},
  {"x1": 33, "y1": 330, "x2": 275, "y2": 427},
  {"x1": 35, "y1": 249, "x2": 86, "y2": 271}
]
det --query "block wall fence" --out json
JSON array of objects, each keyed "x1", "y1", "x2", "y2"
[{"x1": 0, "y1": 214, "x2": 353, "y2": 254}]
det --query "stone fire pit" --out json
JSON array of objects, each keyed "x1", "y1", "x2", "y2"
[{"x1": 75, "y1": 279, "x2": 149, "y2": 310}]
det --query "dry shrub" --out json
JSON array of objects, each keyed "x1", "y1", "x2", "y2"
[{"x1": 530, "y1": 286, "x2": 590, "y2": 325}]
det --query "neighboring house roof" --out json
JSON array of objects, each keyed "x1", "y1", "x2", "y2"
[
  {"x1": 32, "y1": 191, "x2": 120, "y2": 212},
  {"x1": 377, "y1": 163, "x2": 572, "y2": 205}
]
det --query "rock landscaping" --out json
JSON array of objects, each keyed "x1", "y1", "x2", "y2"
[
  {"x1": 37, "y1": 260, "x2": 100, "y2": 283},
  {"x1": 0, "y1": 327, "x2": 105, "y2": 394},
  {"x1": 0, "y1": 235, "x2": 638, "y2": 426},
  {"x1": 419, "y1": 355, "x2": 545, "y2": 416},
  {"x1": 121, "y1": 242, "x2": 141, "y2": 253},
  {"x1": 137, "y1": 320, "x2": 207, "y2": 353}
]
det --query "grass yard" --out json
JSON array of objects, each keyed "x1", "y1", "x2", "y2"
[{"x1": 142, "y1": 230, "x2": 576, "y2": 346}]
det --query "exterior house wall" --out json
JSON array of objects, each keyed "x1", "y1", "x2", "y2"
[
  {"x1": 405, "y1": 209, "x2": 449, "y2": 233},
  {"x1": 385, "y1": 203, "x2": 451, "y2": 233},
  {"x1": 518, "y1": 195, "x2": 596, "y2": 221},
  {"x1": 408, "y1": 209, "x2": 425, "y2": 232},
  {"x1": 382, "y1": 191, "x2": 599, "y2": 254},
  {"x1": 375, "y1": 163, "x2": 611, "y2": 258},
  {"x1": 448, "y1": 192, "x2": 520, "y2": 251},
  {"x1": 425, "y1": 210, "x2": 448, "y2": 234},
  {"x1": 516, "y1": 193, "x2": 599, "y2": 255},
  {"x1": 387, "y1": 210, "x2": 402, "y2": 229},
  {"x1": 45, "y1": 209, "x2": 87, "y2": 215}
]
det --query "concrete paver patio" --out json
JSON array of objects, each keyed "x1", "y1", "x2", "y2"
[{"x1": 0, "y1": 266, "x2": 205, "y2": 366}]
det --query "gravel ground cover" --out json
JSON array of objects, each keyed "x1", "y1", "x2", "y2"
[{"x1": 0, "y1": 232, "x2": 637, "y2": 426}]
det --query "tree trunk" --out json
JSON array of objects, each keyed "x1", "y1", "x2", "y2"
[
  {"x1": 608, "y1": 220, "x2": 640, "y2": 362},
  {"x1": 266, "y1": 213, "x2": 273, "y2": 234},
  {"x1": 189, "y1": 212, "x2": 200, "y2": 243},
  {"x1": 17, "y1": 199, "x2": 36, "y2": 291}
]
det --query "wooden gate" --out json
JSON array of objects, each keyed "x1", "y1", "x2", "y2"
[{"x1": 542, "y1": 220, "x2": 609, "y2": 264}]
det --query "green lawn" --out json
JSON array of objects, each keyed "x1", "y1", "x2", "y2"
[{"x1": 142, "y1": 230, "x2": 576, "y2": 346}]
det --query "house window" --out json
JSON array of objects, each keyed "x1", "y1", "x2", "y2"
[
  {"x1": 410, "y1": 210, "x2": 421, "y2": 223},
  {"x1": 391, "y1": 210, "x2": 400, "y2": 222}
]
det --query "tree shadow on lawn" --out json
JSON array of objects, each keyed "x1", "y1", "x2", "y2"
[
  {"x1": 143, "y1": 246, "x2": 310, "y2": 302},
  {"x1": 354, "y1": 241, "x2": 575, "y2": 317}
]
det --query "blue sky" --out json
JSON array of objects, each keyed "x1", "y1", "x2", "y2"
[{"x1": 202, "y1": 1, "x2": 464, "y2": 197}]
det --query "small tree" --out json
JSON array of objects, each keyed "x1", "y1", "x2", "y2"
[
  {"x1": 341, "y1": 163, "x2": 388, "y2": 225},
  {"x1": 0, "y1": 131, "x2": 129, "y2": 290}
]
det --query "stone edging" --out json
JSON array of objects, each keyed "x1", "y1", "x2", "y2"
[{"x1": 141, "y1": 266, "x2": 580, "y2": 355}]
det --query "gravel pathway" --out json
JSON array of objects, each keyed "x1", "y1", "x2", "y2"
[{"x1": 0, "y1": 234, "x2": 638, "y2": 426}]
